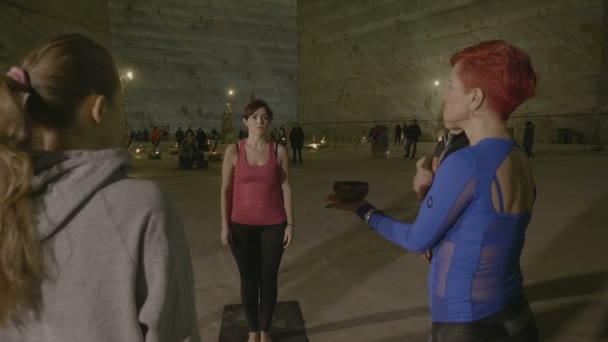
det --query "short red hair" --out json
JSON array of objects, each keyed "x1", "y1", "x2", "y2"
[{"x1": 450, "y1": 40, "x2": 537, "y2": 120}]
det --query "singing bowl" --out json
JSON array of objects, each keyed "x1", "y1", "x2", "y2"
[{"x1": 333, "y1": 181, "x2": 369, "y2": 202}]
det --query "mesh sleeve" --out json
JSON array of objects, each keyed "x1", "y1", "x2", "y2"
[{"x1": 368, "y1": 149, "x2": 477, "y2": 253}]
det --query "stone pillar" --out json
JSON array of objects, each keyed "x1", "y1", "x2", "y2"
[
  {"x1": 599, "y1": 0, "x2": 608, "y2": 108},
  {"x1": 222, "y1": 102, "x2": 236, "y2": 143},
  {"x1": 593, "y1": 0, "x2": 608, "y2": 145}
]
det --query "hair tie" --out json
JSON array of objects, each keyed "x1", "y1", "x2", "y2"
[{"x1": 6, "y1": 67, "x2": 32, "y2": 93}]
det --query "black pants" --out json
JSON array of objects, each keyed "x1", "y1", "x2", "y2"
[
  {"x1": 523, "y1": 145, "x2": 534, "y2": 158},
  {"x1": 292, "y1": 146, "x2": 303, "y2": 164},
  {"x1": 404, "y1": 139, "x2": 418, "y2": 158},
  {"x1": 230, "y1": 222, "x2": 286, "y2": 332},
  {"x1": 430, "y1": 296, "x2": 539, "y2": 342}
]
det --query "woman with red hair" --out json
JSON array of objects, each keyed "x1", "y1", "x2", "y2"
[{"x1": 329, "y1": 40, "x2": 539, "y2": 341}]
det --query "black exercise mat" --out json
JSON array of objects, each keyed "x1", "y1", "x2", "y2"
[{"x1": 218, "y1": 301, "x2": 308, "y2": 342}]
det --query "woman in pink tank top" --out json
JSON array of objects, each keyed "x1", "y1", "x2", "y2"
[{"x1": 220, "y1": 99, "x2": 294, "y2": 342}]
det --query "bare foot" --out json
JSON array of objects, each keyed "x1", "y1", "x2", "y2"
[
  {"x1": 247, "y1": 332, "x2": 260, "y2": 342},
  {"x1": 260, "y1": 331, "x2": 272, "y2": 342}
]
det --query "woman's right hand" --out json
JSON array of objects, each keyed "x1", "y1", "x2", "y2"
[
  {"x1": 221, "y1": 228, "x2": 232, "y2": 246},
  {"x1": 413, "y1": 157, "x2": 434, "y2": 200}
]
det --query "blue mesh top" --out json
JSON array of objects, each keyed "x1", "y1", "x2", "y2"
[{"x1": 365, "y1": 138, "x2": 533, "y2": 322}]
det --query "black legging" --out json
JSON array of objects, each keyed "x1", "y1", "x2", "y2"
[
  {"x1": 230, "y1": 222, "x2": 286, "y2": 332},
  {"x1": 292, "y1": 146, "x2": 303, "y2": 164},
  {"x1": 430, "y1": 296, "x2": 538, "y2": 342}
]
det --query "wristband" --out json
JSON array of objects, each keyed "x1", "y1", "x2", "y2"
[
  {"x1": 364, "y1": 208, "x2": 380, "y2": 226},
  {"x1": 356, "y1": 204, "x2": 375, "y2": 220}
]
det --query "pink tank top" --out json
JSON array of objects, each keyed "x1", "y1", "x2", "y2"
[{"x1": 231, "y1": 140, "x2": 287, "y2": 225}]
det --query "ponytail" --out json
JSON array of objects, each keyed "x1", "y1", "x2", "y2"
[{"x1": 0, "y1": 76, "x2": 42, "y2": 325}]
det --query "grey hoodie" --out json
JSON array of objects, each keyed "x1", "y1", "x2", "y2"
[{"x1": 0, "y1": 149, "x2": 200, "y2": 342}]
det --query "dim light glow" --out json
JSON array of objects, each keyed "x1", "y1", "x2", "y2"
[
  {"x1": 434, "y1": 80, "x2": 440, "y2": 86},
  {"x1": 228, "y1": 89, "x2": 234, "y2": 96},
  {"x1": 126, "y1": 71, "x2": 134, "y2": 80}
]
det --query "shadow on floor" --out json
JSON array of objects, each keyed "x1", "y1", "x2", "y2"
[
  {"x1": 597, "y1": 303, "x2": 608, "y2": 339},
  {"x1": 370, "y1": 333, "x2": 431, "y2": 342},
  {"x1": 533, "y1": 301, "x2": 591, "y2": 341},
  {"x1": 302, "y1": 272, "x2": 608, "y2": 340},
  {"x1": 526, "y1": 272, "x2": 608, "y2": 303},
  {"x1": 219, "y1": 301, "x2": 308, "y2": 342},
  {"x1": 526, "y1": 190, "x2": 608, "y2": 340},
  {"x1": 306, "y1": 305, "x2": 428, "y2": 336},
  {"x1": 524, "y1": 272, "x2": 608, "y2": 340}
]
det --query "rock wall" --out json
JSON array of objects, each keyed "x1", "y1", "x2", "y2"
[
  {"x1": 0, "y1": 1, "x2": 112, "y2": 70},
  {"x1": 109, "y1": 0, "x2": 298, "y2": 132},
  {"x1": 299, "y1": 0, "x2": 608, "y2": 144},
  {"x1": 598, "y1": 0, "x2": 608, "y2": 108}
]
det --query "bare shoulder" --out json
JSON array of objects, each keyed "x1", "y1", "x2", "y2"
[
  {"x1": 224, "y1": 143, "x2": 237, "y2": 155},
  {"x1": 223, "y1": 143, "x2": 238, "y2": 163},
  {"x1": 276, "y1": 143, "x2": 288, "y2": 156}
]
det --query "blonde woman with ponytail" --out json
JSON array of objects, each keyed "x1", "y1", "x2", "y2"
[
  {"x1": 0, "y1": 71, "x2": 41, "y2": 327},
  {"x1": 0, "y1": 34, "x2": 200, "y2": 341}
]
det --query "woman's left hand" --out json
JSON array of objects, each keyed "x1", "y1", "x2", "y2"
[
  {"x1": 325, "y1": 194, "x2": 369, "y2": 213},
  {"x1": 283, "y1": 224, "x2": 294, "y2": 249}
]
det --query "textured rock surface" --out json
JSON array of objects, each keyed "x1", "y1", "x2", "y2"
[
  {"x1": 0, "y1": 1, "x2": 112, "y2": 70},
  {"x1": 598, "y1": 0, "x2": 608, "y2": 107},
  {"x1": 299, "y1": 0, "x2": 608, "y2": 143},
  {"x1": 108, "y1": 0, "x2": 298, "y2": 131}
]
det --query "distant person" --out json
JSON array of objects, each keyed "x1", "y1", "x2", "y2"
[
  {"x1": 210, "y1": 128, "x2": 220, "y2": 152},
  {"x1": 280, "y1": 126, "x2": 288, "y2": 145},
  {"x1": 394, "y1": 123, "x2": 402, "y2": 145},
  {"x1": 221, "y1": 99, "x2": 294, "y2": 342},
  {"x1": 0, "y1": 33, "x2": 199, "y2": 341},
  {"x1": 128, "y1": 130, "x2": 135, "y2": 148},
  {"x1": 185, "y1": 126, "x2": 194, "y2": 137},
  {"x1": 175, "y1": 127, "x2": 185, "y2": 147},
  {"x1": 402, "y1": 121, "x2": 409, "y2": 145},
  {"x1": 404, "y1": 119, "x2": 421, "y2": 158},
  {"x1": 151, "y1": 126, "x2": 161, "y2": 151},
  {"x1": 179, "y1": 136, "x2": 195, "y2": 168},
  {"x1": 196, "y1": 128, "x2": 208, "y2": 152},
  {"x1": 179, "y1": 135, "x2": 206, "y2": 168},
  {"x1": 369, "y1": 125, "x2": 389, "y2": 158},
  {"x1": 523, "y1": 121, "x2": 535, "y2": 158},
  {"x1": 289, "y1": 123, "x2": 305, "y2": 165},
  {"x1": 269, "y1": 127, "x2": 278, "y2": 143}
]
